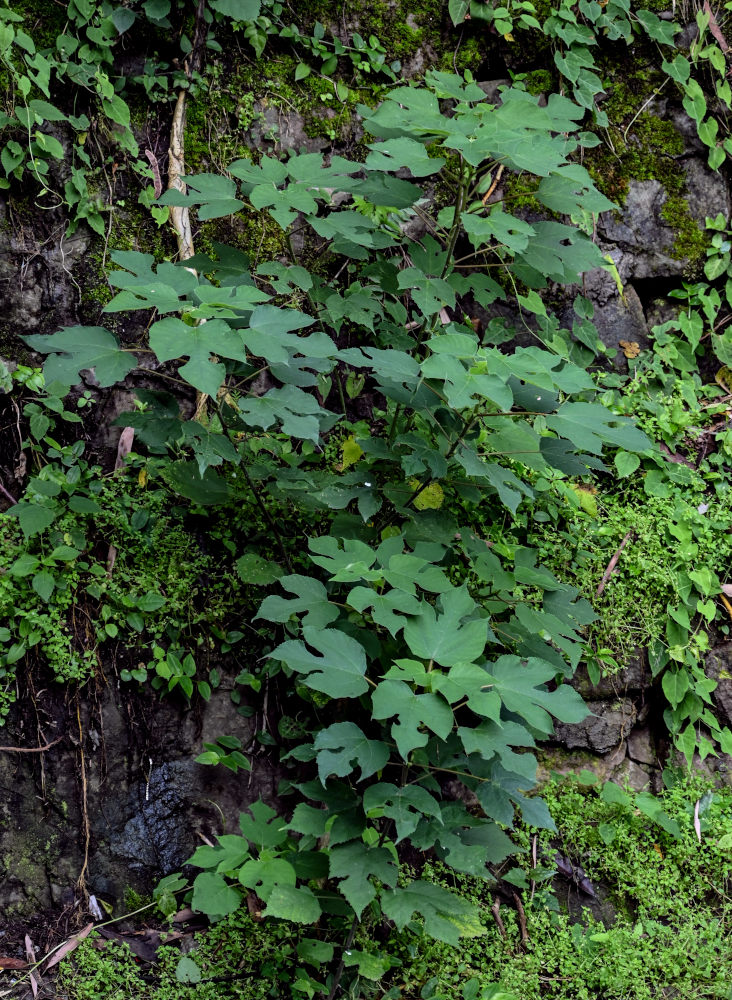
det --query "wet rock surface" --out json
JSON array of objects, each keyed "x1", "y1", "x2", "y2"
[{"x1": 0, "y1": 679, "x2": 271, "y2": 916}]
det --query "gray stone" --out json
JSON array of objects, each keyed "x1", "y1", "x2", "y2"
[
  {"x1": 554, "y1": 699, "x2": 637, "y2": 753},
  {"x1": 597, "y1": 159, "x2": 729, "y2": 281},
  {"x1": 572, "y1": 652, "x2": 649, "y2": 698},
  {"x1": 682, "y1": 156, "x2": 731, "y2": 225},
  {"x1": 705, "y1": 643, "x2": 732, "y2": 729},
  {"x1": 598, "y1": 180, "x2": 684, "y2": 280},
  {"x1": 0, "y1": 678, "x2": 277, "y2": 917},
  {"x1": 579, "y1": 265, "x2": 650, "y2": 363},
  {"x1": 612, "y1": 757, "x2": 652, "y2": 792},
  {"x1": 627, "y1": 727, "x2": 657, "y2": 766}
]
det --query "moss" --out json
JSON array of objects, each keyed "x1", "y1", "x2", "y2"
[
  {"x1": 662, "y1": 194, "x2": 709, "y2": 263},
  {"x1": 522, "y1": 68, "x2": 554, "y2": 95},
  {"x1": 585, "y1": 109, "x2": 708, "y2": 269}
]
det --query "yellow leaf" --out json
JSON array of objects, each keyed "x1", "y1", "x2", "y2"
[
  {"x1": 138, "y1": 468, "x2": 148, "y2": 487},
  {"x1": 716, "y1": 365, "x2": 732, "y2": 393},
  {"x1": 619, "y1": 340, "x2": 640, "y2": 359},
  {"x1": 339, "y1": 436, "x2": 363, "y2": 471},
  {"x1": 569, "y1": 483, "x2": 598, "y2": 516},
  {"x1": 409, "y1": 478, "x2": 444, "y2": 510}
]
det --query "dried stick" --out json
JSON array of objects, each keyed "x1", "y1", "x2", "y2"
[
  {"x1": 166, "y1": 0, "x2": 208, "y2": 413},
  {"x1": 0, "y1": 735, "x2": 63, "y2": 753},
  {"x1": 491, "y1": 897, "x2": 507, "y2": 938},
  {"x1": 0, "y1": 479, "x2": 16, "y2": 505},
  {"x1": 596, "y1": 530, "x2": 635, "y2": 598},
  {"x1": 512, "y1": 891, "x2": 529, "y2": 945}
]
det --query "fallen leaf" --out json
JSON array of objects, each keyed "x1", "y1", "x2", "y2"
[
  {"x1": 694, "y1": 798, "x2": 702, "y2": 843},
  {"x1": 0, "y1": 958, "x2": 27, "y2": 970},
  {"x1": 619, "y1": 339, "x2": 640, "y2": 358},
  {"x1": 722, "y1": 584, "x2": 732, "y2": 597},
  {"x1": 114, "y1": 427, "x2": 135, "y2": 472},
  {"x1": 653, "y1": 842, "x2": 664, "y2": 859},
  {"x1": 44, "y1": 923, "x2": 94, "y2": 971},
  {"x1": 716, "y1": 366, "x2": 732, "y2": 393},
  {"x1": 24, "y1": 937, "x2": 35, "y2": 965}
]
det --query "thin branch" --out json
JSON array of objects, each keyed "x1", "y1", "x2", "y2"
[
  {"x1": 0, "y1": 735, "x2": 63, "y2": 753},
  {"x1": 595, "y1": 530, "x2": 635, "y2": 598}
]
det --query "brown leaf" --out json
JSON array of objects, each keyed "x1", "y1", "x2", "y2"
[
  {"x1": 618, "y1": 339, "x2": 640, "y2": 358},
  {"x1": 24, "y1": 937, "x2": 35, "y2": 965},
  {"x1": 29, "y1": 972, "x2": 38, "y2": 999},
  {"x1": 659, "y1": 443, "x2": 695, "y2": 468},
  {"x1": 704, "y1": 0, "x2": 730, "y2": 52},
  {"x1": 44, "y1": 923, "x2": 94, "y2": 971},
  {"x1": 246, "y1": 891, "x2": 263, "y2": 922},
  {"x1": 0, "y1": 958, "x2": 27, "y2": 970},
  {"x1": 114, "y1": 427, "x2": 135, "y2": 472}
]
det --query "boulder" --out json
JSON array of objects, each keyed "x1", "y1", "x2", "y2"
[{"x1": 554, "y1": 699, "x2": 637, "y2": 753}]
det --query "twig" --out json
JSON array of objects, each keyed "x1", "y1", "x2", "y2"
[
  {"x1": 720, "y1": 593, "x2": 732, "y2": 620},
  {"x1": 491, "y1": 898, "x2": 507, "y2": 938},
  {"x1": 512, "y1": 891, "x2": 529, "y2": 945},
  {"x1": 75, "y1": 698, "x2": 90, "y2": 899},
  {"x1": 0, "y1": 479, "x2": 16, "y2": 505},
  {"x1": 595, "y1": 530, "x2": 634, "y2": 598},
  {"x1": 144, "y1": 149, "x2": 163, "y2": 199},
  {"x1": 326, "y1": 915, "x2": 359, "y2": 1000},
  {"x1": 481, "y1": 163, "x2": 505, "y2": 206},
  {"x1": 0, "y1": 735, "x2": 63, "y2": 753}
]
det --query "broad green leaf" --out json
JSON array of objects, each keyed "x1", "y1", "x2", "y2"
[
  {"x1": 31, "y1": 571, "x2": 55, "y2": 602},
  {"x1": 263, "y1": 884, "x2": 320, "y2": 923},
  {"x1": 11, "y1": 502, "x2": 55, "y2": 538},
  {"x1": 313, "y1": 722, "x2": 389, "y2": 783},
  {"x1": 191, "y1": 872, "x2": 241, "y2": 917},
  {"x1": 208, "y1": 0, "x2": 260, "y2": 19},
  {"x1": 487, "y1": 656, "x2": 588, "y2": 734},
  {"x1": 297, "y1": 939, "x2": 335, "y2": 967},
  {"x1": 272, "y1": 626, "x2": 369, "y2": 698},
  {"x1": 175, "y1": 957, "x2": 201, "y2": 984},
  {"x1": 545, "y1": 402, "x2": 651, "y2": 455},
  {"x1": 343, "y1": 949, "x2": 393, "y2": 980},
  {"x1": 24, "y1": 327, "x2": 135, "y2": 387},
  {"x1": 257, "y1": 576, "x2": 339, "y2": 629},
  {"x1": 235, "y1": 553, "x2": 283, "y2": 586},
  {"x1": 347, "y1": 585, "x2": 421, "y2": 635},
  {"x1": 381, "y1": 880, "x2": 484, "y2": 945},
  {"x1": 363, "y1": 782, "x2": 442, "y2": 841},
  {"x1": 372, "y1": 680, "x2": 453, "y2": 758},
  {"x1": 238, "y1": 856, "x2": 296, "y2": 902},
  {"x1": 329, "y1": 841, "x2": 397, "y2": 916},
  {"x1": 403, "y1": 587, "x2": 487, "y2": 665}
]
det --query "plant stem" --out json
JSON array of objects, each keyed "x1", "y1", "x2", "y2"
[
  {"x1": 241, "y1": 464, "x2": 293, "y2": 573},
  {"x1": 325, "y1": 915, "x2": 359, "y2": 1000}
]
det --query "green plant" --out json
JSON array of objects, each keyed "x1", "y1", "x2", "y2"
[{"x1": 17, "y1": 66, "x2": 665, "y2": 995}]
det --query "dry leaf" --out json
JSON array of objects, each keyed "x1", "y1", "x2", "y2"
[
  {"x1": 619, "y1": 340, "x2": 640, "y2": 358},
  {"x1": 44, "y1": 923, "x2": 94, "y2": 971},
  {"x1": 722, "y1": 584, "x2": 732, "y2": 597},
  {"x1": 24, "y1": 937, "x2": 35, "y2": 965},
  {"x1": 29, "y1": 973, "x2": 38, "y2": 999},
  {"x1": 0, "y1": 958, "x2": 27, "y2": 970},
  {"x1": 716, "y1": 366, "x2": 732, "y2": 393},
  {"x1": 653, "y1": 842, "x2": 664, "y2": 859},
  {"x1": 694, "y1": 798, "x2": 702, "y2": 843},
  {"x1": 114, "y1": 427, "x2": 135, "y2": 472}
]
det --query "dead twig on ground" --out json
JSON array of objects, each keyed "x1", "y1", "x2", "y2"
[
  {"x1": 491, "y1": 898, "x2": 507, "y2": 938},
  {"x1": 0, "y1": 736, "x2": 63, "y2": 753},
  {"x1": 596, "y1": 530, "x2": 635, "y2": 598}
]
